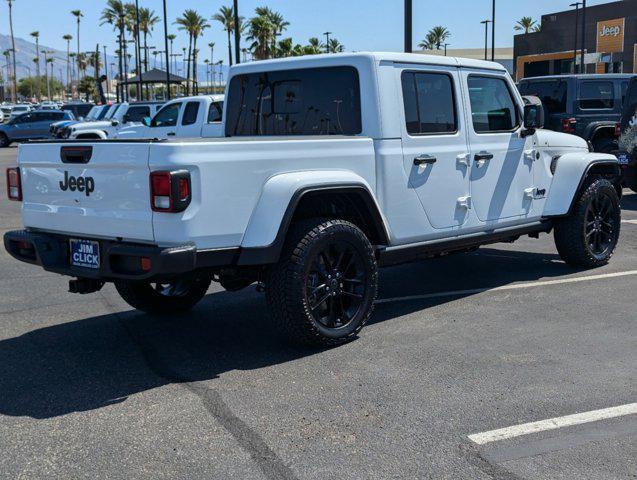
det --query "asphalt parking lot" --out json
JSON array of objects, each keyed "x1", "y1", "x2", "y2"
[{"x1": 0, "y1": 145, "x2": 635, "y2": 480}]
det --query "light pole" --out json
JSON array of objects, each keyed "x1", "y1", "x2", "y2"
[
  {"x1": 580, "y1": 0, "x2": 586, "y2": 73},
  {"x1": 162, "y1": 0, "x2": 171, "y2": 99},
  {"x1": 324, "y1": 32, "x2": 332, "y2": 54},
  {"x1": 233, "y1": 0, "x2": 241, "y2": 65},
  {"x1": 404, "y1": 0, "x2": 412, "y2": 53},
  {"x1": 134, "y1": 0, "x2": 143, "y2": 100},
  {"x1": 491, "y1": 0, "x2": 496, "y2": 62},
  {"x1": 42, "y1": 50, "x2": 54, "y2": 100},
  {"x1": 570, "y1": 2, "x2": 581, "y2": 73},
  {"x1": 443, "y1": 43, "x2": 450, "y2": 56},
  {"x1": 480, "y1": 20, "x2": 491, "y2": 61}
]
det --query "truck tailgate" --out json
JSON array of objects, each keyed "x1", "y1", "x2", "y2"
[{"x1": 19, "y1": 142, "x2": 154, "y2": 242}]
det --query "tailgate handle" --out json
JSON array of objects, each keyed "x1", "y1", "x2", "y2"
[{"x1": 60, "y1": 146, "x2": 93, "y2": 164}]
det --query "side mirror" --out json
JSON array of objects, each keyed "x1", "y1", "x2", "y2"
[
  {"x1": 123, "y1": 114, "x2": 131, "y2": 123},
  {"x1": 521, "y1": 97, "x2": 544, "y2": 138},
  {"x1": 142, "y1": 117, "x2": 151, "y2": 127},
  {"x1": 111, "y1": 119, "x2": 120, "y2": 127}
]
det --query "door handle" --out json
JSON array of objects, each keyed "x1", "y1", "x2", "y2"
[
  {"x1": 414, "y1": 154, "x2": 437, "y2": 166},
  {"x1": 167, "y1": 132, "x2": 176, "y2": 136},
  {"x1": 474, "y1": 152, "x2": 494, "y2": 161}
]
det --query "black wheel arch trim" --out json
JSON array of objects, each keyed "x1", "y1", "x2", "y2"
[{"x1": 238, "y1": 184, "x2": 389, "y2": 266}]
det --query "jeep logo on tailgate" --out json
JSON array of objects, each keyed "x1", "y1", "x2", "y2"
[{"x1": 59, "y1": 171, "x2": 95, "y2": 196}]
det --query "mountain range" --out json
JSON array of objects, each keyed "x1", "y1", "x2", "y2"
[{"x1": 0, "y1": 33, "x2": 228, "y2": 85}]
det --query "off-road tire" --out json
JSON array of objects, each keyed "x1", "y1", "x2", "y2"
[
  {"x1": 554, "y1": 178, "x2": 621, "y2": 268},
  {"x1": 0, "y1": 133, "x2": 9, "y2": 148},
  {"x1": 266, "y1": 219, "x2": 378, "y2": 347},
  {"x1": 114, "y1": 276, "x2": 211, "y2": 314}
]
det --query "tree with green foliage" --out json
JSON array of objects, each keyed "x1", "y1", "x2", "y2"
[
  {"x1": 18, "y1": 76, "x2": 63, "y2": 99},
  {"x1": 213, "y1": 6, "x2": 238, "y2": 67},
  {"x1": 514, "y1": 17, "x2": 537, "y2": 34}
]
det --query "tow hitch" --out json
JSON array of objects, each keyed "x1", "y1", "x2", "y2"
[{"x1": 69, "y1": 278, "x2": 105, "y2": 294}]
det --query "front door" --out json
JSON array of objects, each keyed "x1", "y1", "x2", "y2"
[
  {"x1": 149, "y1": 102, "x2": 182, "y2": 138},
  {"x1": 461, "y1": 71, "x2": 535, "y2": 223},
  {"x1": 398, "y1": 65, "x2": 472, "y2": 230}
]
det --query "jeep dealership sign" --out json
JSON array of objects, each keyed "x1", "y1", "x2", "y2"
[{"x1": 597, "y1": 18, "x2": 625, "y2": 53}]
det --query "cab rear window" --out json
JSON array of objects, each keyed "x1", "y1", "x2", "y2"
[{"x1": 225, "y1": 66, "x2": 362, "y2": 136}]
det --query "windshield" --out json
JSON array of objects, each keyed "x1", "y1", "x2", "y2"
[
  {"x1": 85, "y1": 106, "x2": 99, "y2": 120},
  {"x1": 96, "y1": 106, "x2": 110, "y2": 120},
  {"x1": 104, "y1": 104, "x2": 121, "y2": 120}
]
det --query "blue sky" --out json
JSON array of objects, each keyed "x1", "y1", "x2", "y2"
[{"x1": 2, "y1": 0, "x2": 611, "y2": 61}]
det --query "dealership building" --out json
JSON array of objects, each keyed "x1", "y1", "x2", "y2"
[{"x1": 514, "y1": 0, "x2": 637, "y2": 80}]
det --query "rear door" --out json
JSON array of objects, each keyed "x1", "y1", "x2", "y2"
[
  {"x1": 201, "y1": 101, "x2": 223, "y2": 137},
  {"x1": 177, "y1": 100, "x2": 204, "y2": 137},
  {"x1": 461, "y1": 70, "x2": 535, "y2": 223},
  {"x1": 398, "y1": 65, "x2": 472, "y2": 230},
  {"x1": 19, "y1": 142, "x2": 154, "y2": 242}
]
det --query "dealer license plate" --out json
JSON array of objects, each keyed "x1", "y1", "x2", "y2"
[{"x1": 69, "y1": 239, "x2": 100, "y2": 269}]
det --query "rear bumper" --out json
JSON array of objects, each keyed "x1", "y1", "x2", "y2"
[{"x1": 3, "y1": 230, "x2": 239, "y2": 281}]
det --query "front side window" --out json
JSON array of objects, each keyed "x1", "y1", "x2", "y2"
[
  {"x1": 207, "y1": 102, "x2": 223, "y2": 123},
  {"x1": 151, "y1": 103, "x2": 181, "y2": 128},
  {"x1": 126, "y1": 106, "x2": 150, "y2": 123},
  {"x1": 518, "y1": 80, "x2": 567, "y2": 115},
  {"x1": 225, "y1": 66, "x2": 361, "y2": 136},
  {"x1": 579, "y1": 81, "x2": 614, "y2": 110},
  {"x1": 468, "y1": 76, "x2": 519, "y2": 133},
  {"x1": 105, "y1": 104, "x2": 121, "y2": 119},
  {"x1": 401, "y1": 72, "x2": 457, "y2": 135},
  {"x1": 182, "y1": 102, "x2": 200, "y2": 126}
]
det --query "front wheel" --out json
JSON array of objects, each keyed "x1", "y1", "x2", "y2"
[
  {"x1": 114, "y1": 276, "x2": 211, "y2": 314},
  {"x1": 266, "y1": 219, "x2": 378, "y2": 346},
  {"x1": 0, "y1": 133, "x2": 9, "y2": 148},
  {"x1": 554, "y1": 178, "x2": 621, "y2": 268}
]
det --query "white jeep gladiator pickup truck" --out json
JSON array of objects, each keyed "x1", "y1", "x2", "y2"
[{"x1": 4, "y1": 53, "x2": 622, "y2": 346}]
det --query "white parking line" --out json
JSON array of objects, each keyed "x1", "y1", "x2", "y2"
[
  {"x1": 622, "y1": 219, "x2": 637, "y2": 224},
  {"x1": 376, "y1": 270, "x2": 637, "y2": 304},
  {"x1": 468, "y1": 403, "x2": 637, "y2": 445}
]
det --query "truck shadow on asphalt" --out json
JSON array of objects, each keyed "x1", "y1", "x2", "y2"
[
  {"x1": 0, "y1": 247, "x2": 581, "y2": 420},
  {"x1": 620, "y1": 192, "x2": 637, "y2": 211}
]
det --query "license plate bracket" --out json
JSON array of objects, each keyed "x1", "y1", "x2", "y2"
[{"x1": 69, "y1": 239, "x2": 101, "y2": 269}]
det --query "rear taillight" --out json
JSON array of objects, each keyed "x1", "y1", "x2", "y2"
[
  {"x1": 150, "y1": 170, "x2": 191, "y2": 213},
  {"x1": 6, "y1": 167, "x2": 22, "y2": 201},
  {"x1": 615, "y1": 122, "x2": 622, "y2": 138},
  {"x1": 562, "y1": 118, "x2": 577, "y2": 134}
]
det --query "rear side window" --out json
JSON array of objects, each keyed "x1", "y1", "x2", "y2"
[
  {"x1": 151, "y1": 103, "x2": 181, "y2": 128},
  {"x1": 208, "y1": 102, "x2": 223, "y2": 123},
  {"x1": 401, "y1": 72, "x2": 457, "y2": 135},
  {"x1": 518, "y1": 80, "x2": 567, "y2": 114},
  {"x1": 182, "y1": 102, "x2": 200, "y2": 126},
  {"x1": 126, "y1": 106, "x2": 150, "y2": 122},
  {"x1": 467, "y1": 76, "x2": 519, "y2": 133},
  {"x1": 579, "y1": 81, "x2": 614, "y2": 110},
  {"x1": 225, "y1": 66, "x2": 361, "y2": 136}
]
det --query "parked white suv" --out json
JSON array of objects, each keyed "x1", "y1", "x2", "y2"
[
  {"x1": 116, "y1": 95, "x2": 224, "y2": 139},
  {"x1": 66, "y1": 102, "x2": 163, "y2": 139},
  {"x1": 5, "y1": 53, "x2": 622, "y2": 346}
]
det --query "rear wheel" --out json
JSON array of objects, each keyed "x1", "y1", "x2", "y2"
[
  {"x1": 114, "y1": 276, "x2": 211, "y2": 314},
  {"x1": 0, "y1": 133, "x2": 9, "y2": 148},
  {"x1": 554, "y1": 178, "x2": 621, "y2": 268},
  {"x1": 266, "y1": 219, "x2": 378, "y2": 346}
]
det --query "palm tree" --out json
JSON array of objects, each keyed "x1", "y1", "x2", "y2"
[
  {"x1": 246, "y1": 14, "x2": 275, "y2": 60},
  {"x1": 100, "y1": 1, "x2": 127, "y2": 99},
  {"x1": 176, "y1": 10, "x2": 209, "y2": 95},
  {"x1": 328, "y1": 38, "x2": 345, "y2": 53},
  {"x1": 427, "y1": 26, "x2": 451, "y2": 50},
  {"x1": 514, "y1": 17, "x2": 537, "y2": 34},
  {"x1": 168, "y1": 34, "x2": 177, "y2": 72},
  {"x1": 213, "y1": 6, "x2": 236, "y2": 67},
  {"x1": 30, "y1": 31, "x2": 41, "y2": 99},
  {"x1": 69, "y1": 52, "x2": 77, "y2": 84},
  {"x1": 532, "y1": 24, "x2": 542, "y2": 33},
  {"x1": 7, "y1": 0, "x2": 18, "y2": 102},
  {"x1": 63, "y1": 34, "x2": 73, "y2": 94},
  {"x1": 305, "y1": 37, "x2": 324, "y2": 55},
  {"x1": 71, "y1": 10, "x2": 84, "y2": 80},
  {"x1": 139, "y1": 7, "x2": 160, "y2": 74},
  {"x1": 418, "y1": 32, "x2": 436, "y2": 50},
  {"x1": 254, "y1": 7, "x2": 288, "y2": 55}
]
